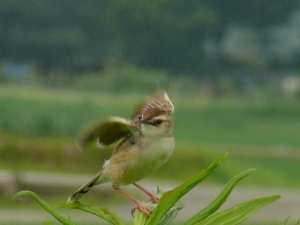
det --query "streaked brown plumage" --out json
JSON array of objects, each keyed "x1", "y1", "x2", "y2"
[{"x1": 67, "y1": 91, "x2": 174, "y2": 216}]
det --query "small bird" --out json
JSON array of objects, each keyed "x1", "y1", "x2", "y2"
[{"x1": 67, "y1": 91, "x2": 175, "y2": 216}]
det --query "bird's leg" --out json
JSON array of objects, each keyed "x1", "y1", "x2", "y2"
[
  {"x1": 113, "y1": 186, "x2": 153, "y2": 216},
  {"x1": 133, "y1": 182, "x2": 160, "y2": 203}
]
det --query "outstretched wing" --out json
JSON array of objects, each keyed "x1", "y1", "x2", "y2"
[{"x1": 78, "y1": 117, "x2": 140, "y2": 149}]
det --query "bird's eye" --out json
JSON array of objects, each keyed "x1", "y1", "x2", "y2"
[{"x1": 155, "y1": 119, "x2": 163, "y2": 126}]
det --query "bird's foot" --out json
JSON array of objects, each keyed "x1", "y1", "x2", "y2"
[
  {"x1": 131, "y1": 203, "x2": 153, "y2": 217},
  {"x1": 149, "y1": 195, "x2": 160, "y2": 203},
  {"x1": 132, "y1": 182, "x2": 160, "y2": 203}
]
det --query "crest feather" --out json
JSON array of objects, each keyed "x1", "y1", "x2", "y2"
[{"x1": 132, "y1": 91, "x2": 174, "y2": 122}]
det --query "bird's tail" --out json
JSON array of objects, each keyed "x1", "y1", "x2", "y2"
[{"x1": 67, "y1": 169, "x2": 103, "y2": 203}]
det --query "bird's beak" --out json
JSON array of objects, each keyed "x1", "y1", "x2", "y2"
[
  {"x1": 140, "y1": 119, "x2": 147, "y2": 124},
  {"x1": 140, "y1": 119, "x2": 152, "y2": 125}
]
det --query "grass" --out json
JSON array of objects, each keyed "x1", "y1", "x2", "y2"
[
  {"x1": 1, "y1": 84, "x2": 300, "y2": 189},
  {"x1": 2, "y1": 84, "x2": 300, "y2": 146}
]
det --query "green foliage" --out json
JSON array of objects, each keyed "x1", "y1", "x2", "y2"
[
  {"x1": 71, "y1": 64, "x2": 171, "y2": 94},
  {"x1": 13, "y1": 191, "x2": 76, "y2": 225},
  {"x1": 146, "y1": 150, "x2": 230, "y2": 225},
  {"x1": 2, "y1": 85, "x2": 300, "y2": 189},
  {"x1": 13, "y1": 151, "x2": 280, "y2": 225},
  {"x1": 2, "y1": 84, "x2": 300, "y2": 145},
  {"x1": 193, "y1": 196, "x2": 280, "y2": 225},
  {"x1": 61, "y1": 202, "x2": 127, "y2": 225},
  {"x1": 184, "y1": 168, "x2": 256, "y2": 224},
  {"x1": 284, "y1": 216, "x2": 300, "y2": 225}
]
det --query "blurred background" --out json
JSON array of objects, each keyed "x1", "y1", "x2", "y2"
[{"x1": 1, "y1": 1, "x2": 300, "y2": 224}]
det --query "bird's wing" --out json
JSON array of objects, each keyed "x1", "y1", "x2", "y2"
[{"x1": 78, "y1": 117, "x2": 140, "y2": 149}]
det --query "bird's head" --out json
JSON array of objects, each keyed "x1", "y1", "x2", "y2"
[
  {"x1": 137, "y1": 92, "x2": 174, "y2": 138},
  {"x1": 141, "y1": 113, "x2": 173, "y2": 138}
]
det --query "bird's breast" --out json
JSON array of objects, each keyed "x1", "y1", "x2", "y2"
[
  {"x1": 121, "y1": 136, "x2": 174, "y2": 184},
  {"x1": 141, "y1": 136, "x2": 174, "y2": 164}
]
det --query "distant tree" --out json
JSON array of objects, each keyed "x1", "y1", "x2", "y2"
[{"x1": 0, "y1": 0, "x2": 299, "y2": 76}]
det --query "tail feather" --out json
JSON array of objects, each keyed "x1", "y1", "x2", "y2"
[{"x1": 67, "y1": 169, "x2": 103, "y2": 203}]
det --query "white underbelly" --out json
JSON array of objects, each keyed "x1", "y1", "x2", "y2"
[{"x1": 122, "y1": 136, "x2": 174, "y2": 184}]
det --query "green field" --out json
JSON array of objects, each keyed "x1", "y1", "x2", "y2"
[{"x1": 1, "y1": 84, "x2": 300, "y2": 189}]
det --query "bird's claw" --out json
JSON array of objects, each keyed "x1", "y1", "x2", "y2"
[
  {"x1": 150, "y1": 196, "x2": 160, "y2": 203},
  {"x1": 131, "y1": 203, "x2": 153, "y2": 217}
]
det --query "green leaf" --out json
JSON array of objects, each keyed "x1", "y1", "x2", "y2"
[
  {"x1": 284, "y1": 216, "x2": 292, "y2": 225},
  {"x1": 158, "y1": 196, "x2": 184, "y2": 225},
  {"x1": 13, "y1": 190, "x2": 77, "y2": 225},
  {"x1": 132, "y1": 209, "x2": 148, "y2": 225},
  {"x1": 145, "y1": 150, "x2": 231, "y2": 225},
  {"x1": 284, "y1": 216, "x2": 300, "y2": 225},
  {"x1": 59, "y1": 201, "x2": 126, "y2": 225},
  {"x1": 185, "y1": 168, "x2": 256, "y2": 225},
  {"x1": 158, "y1": 207, "x2": 181, "y2": 225},
  {"x1": 131, "y1": 187, "x2": 184, "y2": 225},
  {"x1": 193, "y1": 195, "x2": 280, "y2": 225}
]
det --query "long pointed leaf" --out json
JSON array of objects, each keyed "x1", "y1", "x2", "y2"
[
  {"x1": 284, "y1": 216, "x2": 292, "y2": 225},
  {"x1": 132, "y1": 209, "x2": 148, "y2": 225},
  {"x1": 158, "y1": 208, "x2": 181, "y2": 225},
  {"x1": 194, "y1": 195, "x2": 280, "y2": 225},
  {"x1": 284, "y1": 216, "x2": 300, "y2": 225},
  {"x1": 59, "y1": 202, "x2": 126, "y2": 225},
  {"x1": 145, "y1": 150, "x2": 231, "y2": 225},
  {"x1": 185, "y1": 168, "x2": 256, "y2": 225},
  {"x1": 13, "y1": 191, "x2": 77, "y2": 225},
  {"x1": 158, "y1": 197, "x2": 184, "y2": 225}
]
